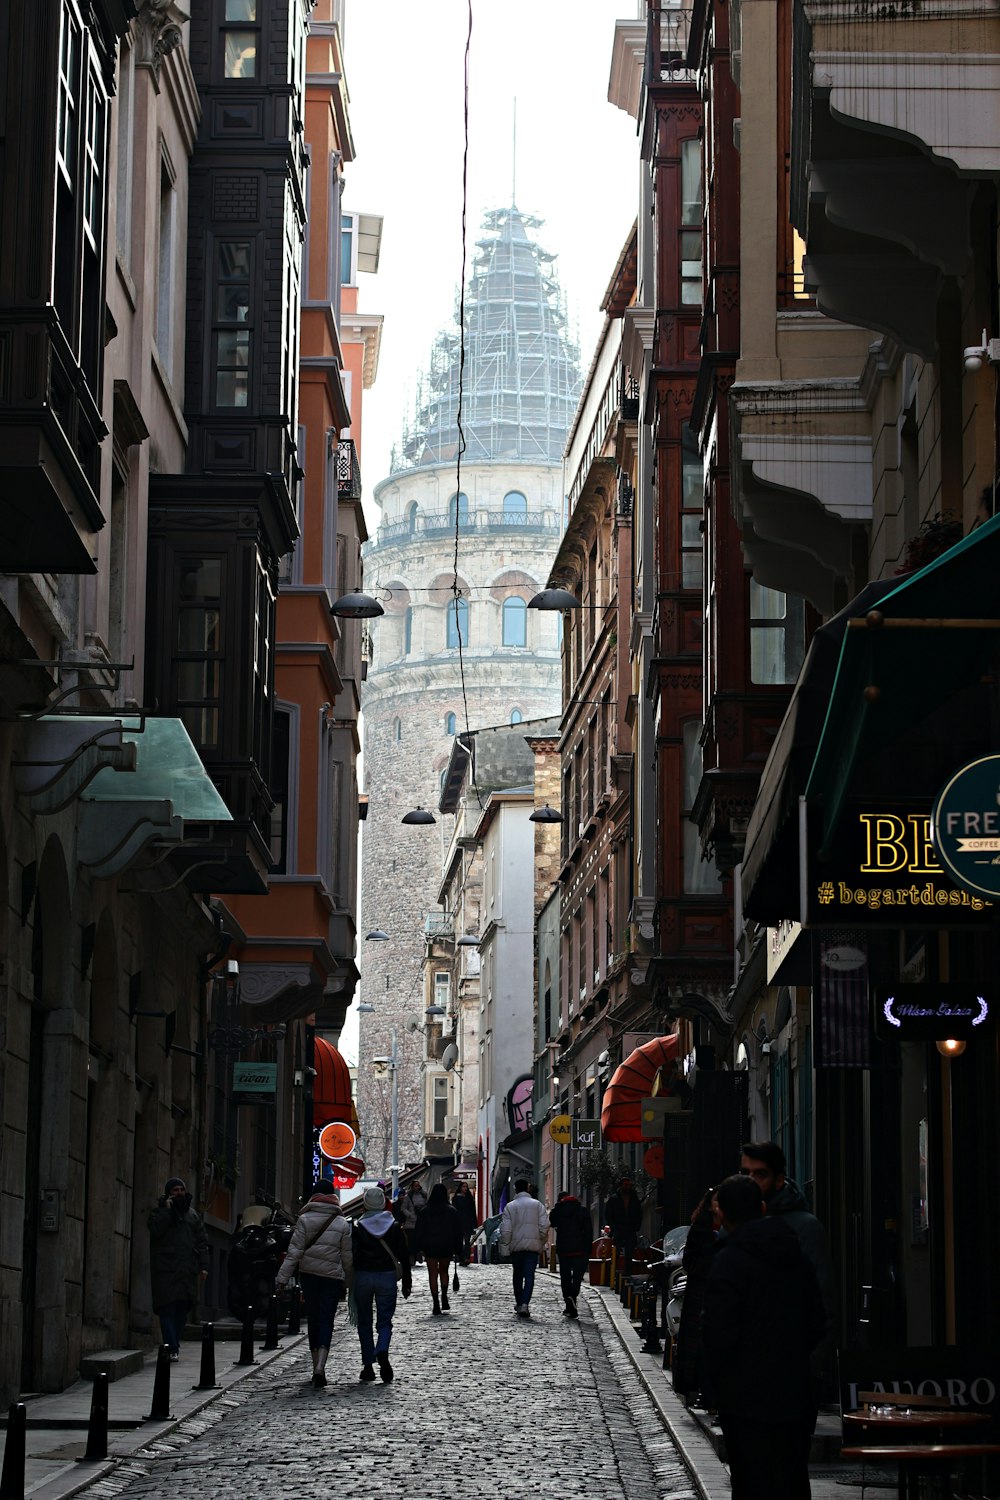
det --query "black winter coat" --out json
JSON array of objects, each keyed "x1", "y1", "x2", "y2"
[
  {"x1": 549, "y1": 1197, "x2": 592, "y2": 1256},
  {"x1": 414, "y1": 1202, "x2": 463, "y2": 1259},
  {"x1": 148, "y1": 1200, "x2": 209, "y2": 1309},
  {"x1": 701, "y1": 1216, "x2": 825, "y2": 1422},
  {"x1": 352, "y1": 1219, "x2": 413, "y2": 1295},
  {"x1": 452, "y1": 1191, "x2": 478, "y2": 1236}
]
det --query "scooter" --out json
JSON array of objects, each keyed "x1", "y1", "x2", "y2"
[{"x1": 226, "y1": 1194, "x2": 295, "y2": 1319}]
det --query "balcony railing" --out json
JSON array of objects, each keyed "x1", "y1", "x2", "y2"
[
  {"x1": 337, "y1": 437, "x2": 362, "y2": 501},
  {"x1": 370, "y1": 508, "x2": 560, "y2": 548},
  {"x1": 646, "y1": 6, "x2": 695, "y2": 84},
  {"x1": 424, "y1": 911, "x2": 455, "y2": 938}
]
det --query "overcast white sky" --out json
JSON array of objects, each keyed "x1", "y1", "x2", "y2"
[
  {"x1": 342, "y1": 0, "x2": 642, "y2": 520},
  {"x1": 337, "y1": 2, "x2": 642, "y2": 1064}
]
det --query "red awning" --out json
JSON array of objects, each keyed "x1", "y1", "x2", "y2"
[
  {"x1": 313, "y1": 1036, "x2": 359, "y2": 1135},
  {"x1": 600, "y1": 1034, "x2": 680, "y2": 1142}
]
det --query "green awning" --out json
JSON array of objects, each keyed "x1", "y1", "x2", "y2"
[
  {"x1": 80, "y1": 717, "x2": 231, "y2": 822},
  {"x1": 805, "y1": 513, "x2": 1000, "y2": 853}
]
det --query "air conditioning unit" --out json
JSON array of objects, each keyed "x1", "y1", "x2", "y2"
[{"x1": 444, "y1": 1114, "x2": 460, "y2": 1136}]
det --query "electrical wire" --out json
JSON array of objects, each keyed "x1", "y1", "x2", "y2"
[{"x1": 449, "y1": 0, "x2": 484, "y2": 810}]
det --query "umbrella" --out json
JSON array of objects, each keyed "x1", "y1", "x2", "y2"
[{"x1": 600, "y1": 1034, "x2": 680, "y2": 1142}]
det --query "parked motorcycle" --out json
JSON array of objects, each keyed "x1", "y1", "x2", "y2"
[{"x1": 226, "y1": 1194, "x2": 295, "y2": 1320}]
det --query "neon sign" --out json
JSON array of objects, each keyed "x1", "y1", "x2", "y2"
[{"x1": 874, "y1": 985, "x2": 994, "y2": 1041}]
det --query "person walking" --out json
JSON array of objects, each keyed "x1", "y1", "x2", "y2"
[
  {"x1": 275, "y1": 1185, "x2": 352, "y2": 1387},
  {"x1": 740, "y1": 1139, "x2": 835, "y2": 1390},
  {"x1": 672, "y1": 1186, "x2": 721, "y2": 1408},
  {"x1": 451, "y1": 1182, "x2": 478, "y2": 1265},
  {"x1": 498, "y1": 1178, "x2": 549, "y2": 1317},
  {"x1": 701, "y1": 1174, "x2": 825, "y2": 1500},
  {"x1": 147, "y1": 1177, "x2": 209, "y2": 1360},
  {"x1": 549, "y1": 1190, "x2": 592, "y2": 1317},
  {"x1": 413, "y1": 1182, "x2": 463, "y2": 1313},
  {"x1": 352, "y1": 1186, "x2": 412, "y2": 1382},
  {"x1": 605, "y1": 1176, "x2": 643, "y2": 1277}
]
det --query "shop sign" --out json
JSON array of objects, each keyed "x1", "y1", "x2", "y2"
[
  {"x1": 931, "y1": 754, "x2": 1000, "y2": 900},
  {"x1": 232, "y1": 1061, "x2": 277, "y2": 1103},
  {"x1": 839, "y1": 1348, "x2": 999, "y2": 1424},
  {"x1": 802, "y1": 800, "x2": 993, "y2": 926},
  {"x1": 317, "y1": 1121, "x2": 357, "y2": 1160},
  {"x1": 548, "y1": 1114, "x2": 572, "y2": 1145},
  {"x1": 874, "y1": 984, "x2": 994, "y2": 1042},
  {"x1": 572, "y1": 1118, "x2": 601, "y2": 1150}
]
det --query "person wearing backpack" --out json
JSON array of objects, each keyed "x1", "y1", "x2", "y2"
[
  {"x1": 352, "y1": 1186, "x2": 412, "y2": 1383},
  {"x1": 276, "y1": 1185, "x2": 352, "y2": 1387}
]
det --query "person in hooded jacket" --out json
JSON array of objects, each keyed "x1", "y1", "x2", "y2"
[
  {"x1": 413, "y1": 1182, "x2": 463, "y2": 1313},
  {"x1": 276, "y1": 1185, "x2": 352, "y2": 1387},
  {"x1": 147, "y1": 1177, "x2": 209, "y2": 1359},
  {"x1": 352, "y1": 1186, "x2": 412, "y2": 1383},
  {"x1": 701, "y1": 1174, "x2": 825, "y2": 1500},
  {"x1": 549, "y1": 1191, "x2": 592, "y2": 1317}
]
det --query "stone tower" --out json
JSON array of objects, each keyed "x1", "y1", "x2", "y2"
[{"x1": 358, "y1": 206, "x2": 581, "y2": 1174}]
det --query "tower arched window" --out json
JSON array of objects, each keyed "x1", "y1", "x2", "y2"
[
  {"x1": 403, "y1": 605, "x2": 413, "y2": 654},
  {"x1": 446, "y1": 597, "x2": 469, "y2": 648},
  {"x1": 405, "y1": 501, "x2": 419, "y2": 535},
  {"x1": 445, "y1": 711, "x2": 457, "y2": 735},
  {"x1": 392, "y1": 717, "x2": 402, "y2": 743},
  {"x1": 510, "y1": 708, "x2": 523, "y2": 725},
  {"x1": 448, "y1": 491, "x2": 470, "y2": 527},
  {"x1": 503, "y1": 490, "x2": 528, "y2": 522},
  {"x1": 502, "y1": 596, "x2": 527, "y2": 648}
]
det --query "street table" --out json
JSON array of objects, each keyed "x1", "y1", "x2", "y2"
[{"x1": 841, "y1": 1407, "x2": 997, "y2": 1499}]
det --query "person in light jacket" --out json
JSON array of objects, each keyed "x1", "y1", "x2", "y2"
[
  {"x1": 498, "y1": 1178, "x2": 549, "y2": 1317},
  {"x1": 276, "y1": 1186, "x2": 353, "y2": 1387}
]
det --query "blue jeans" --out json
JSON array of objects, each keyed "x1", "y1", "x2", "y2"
[
  {"x1": 299, "y1": 1273, "x2": 344, "y2": 1350},
  {"x1": 157, "y1": 1299, "x2": 190, "y2": 1356},
  {"x1": 511, "y1": 1251, "x2": 539, "y2": 1307},
  {"x1": 353, "y1": 1269, "x2": 398, "y2": 1366}
]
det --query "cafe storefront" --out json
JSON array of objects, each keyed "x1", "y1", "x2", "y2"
[{"x1": 738, "y1": 515, "x2": 1000, "y2": 1362}]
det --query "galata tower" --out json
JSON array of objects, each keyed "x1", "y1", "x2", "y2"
[{"x1": 358, "y1": 205, "x2": 581, "y2": 1174}]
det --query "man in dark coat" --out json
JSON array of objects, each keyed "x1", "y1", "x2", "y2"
[
  {"x1": 605, "y1": 1177, "x2": 643, "y2": 1275},
  {"x1": 147, "y1": 1177, "x2": 209, "y2": 1358},
  {"x1": 740, "y1": 1140, "x2": 835, "y2": 1391},
  {"x1": 701, "y1": 1174, "x2": 825, "y2": 1500},
  {"x1": 549, "y1": 1191, "x2": 592, "y2": 1317}
]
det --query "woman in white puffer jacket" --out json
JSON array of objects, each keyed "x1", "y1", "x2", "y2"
[{"x1": 277, "y1": 1187, "x2": 353, "y2": 1386}]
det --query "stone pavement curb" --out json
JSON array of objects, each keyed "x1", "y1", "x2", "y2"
[
  {"x1": 586, "y1": 1283, "x2": 733, "y2": 1500},
  {"x1": 1, "y1": 1332, "x2": 307, "y2": 1500}
]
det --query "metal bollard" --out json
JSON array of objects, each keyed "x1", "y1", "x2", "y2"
[
  {"x1": 639, "y1": 1283, "x2": 662, "y2": 1354},
  {"x1": 193, "y1": 1322, "x2": 219, "y2": 1390},
  {"x1": 83, "y1": 1371, "x2": 109, "y2": 1461},
  {"x1": 286, "y1": 1288, "x2": 301, "y2": 1335},
  {"x1": 234, "y1": 1305, "x2": 257, "y2": 1366},
  {"x1": 0, "y1": 1402, "x2": 26, "y2": 1500},
  {"x1": 260, "y1": 1295, "x2": 281, "y2": 1351},
  {"x1": 147, "y1": 1344, "x2": 172, "y2": 1421}
]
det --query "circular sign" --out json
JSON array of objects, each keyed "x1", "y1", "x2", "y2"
[
  {"x1": 548, "y1": 1113, "x2": 572, "y2": 1145},
  {"x1": 318, "y1": 1121, "x2": 357, "y2": 1160},
  {"x1": 932, "y1": 755, "x2": 1000, "y2": 900},
  {"x1": 643, "y1": 1144, "x2": 664, "y2": 1179}
]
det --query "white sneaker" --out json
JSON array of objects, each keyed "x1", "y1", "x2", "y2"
[{"x1": 169, "y1": 1352, "x2": 179, "y2": 1362}]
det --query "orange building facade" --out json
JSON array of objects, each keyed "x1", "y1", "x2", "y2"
[{"x1": 221, "y1": 2, "x2": 381, "y2": 1206}]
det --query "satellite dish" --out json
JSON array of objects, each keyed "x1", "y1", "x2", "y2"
[
  {"x1": 405, "y1": 1014, "x2": 421, "y2": 1034},
  {"x1": 442, "y1": 1042, "x2": 459, "y2": 1072}
]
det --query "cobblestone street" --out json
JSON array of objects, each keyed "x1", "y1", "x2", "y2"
[{"x1": 87, "y1": 1268, "x2": 699, "y2": 1500}]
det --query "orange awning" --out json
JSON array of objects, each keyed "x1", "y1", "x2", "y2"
[
  {"x1": 313, "y1": 1036, "x2": 359, "y2": 1135},
  {"x1": 600, "y1": 1034, "x2": 680, "y2": 1142}
]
